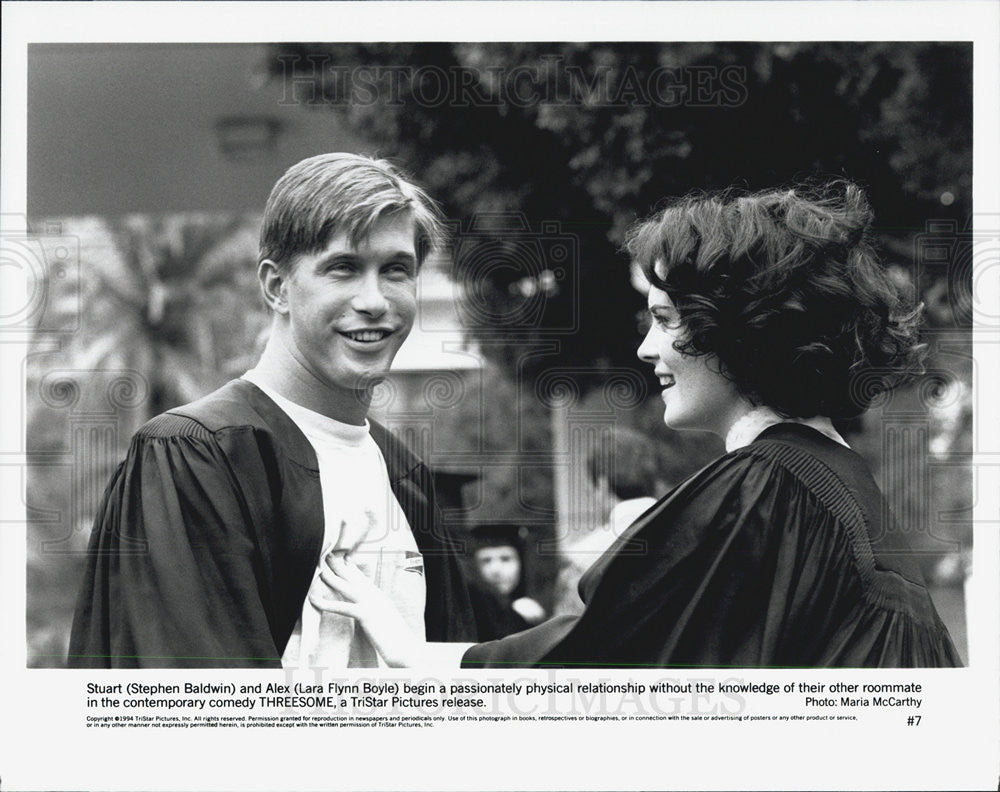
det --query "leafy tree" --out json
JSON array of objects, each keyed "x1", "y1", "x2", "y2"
[
  {"x1": 26, "y1": 215, "x2": 264, "y2": 666},
  {"x1": 269, "y1": 42, "x2": 973, "y2": 381}
]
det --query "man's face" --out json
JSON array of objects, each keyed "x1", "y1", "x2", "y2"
[{"x1": 281, "y1": 212, "x2": 417, "y2": 394}]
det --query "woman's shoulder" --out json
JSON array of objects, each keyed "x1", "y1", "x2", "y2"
[
  {"x1": 677, "y1": 423, "x2": 871, "y2": 511},
  {"x1": 721, "y1": 423, "x2": 948, "y2": 621},
  {"x1": 661, "y1": 423, "x2": 882, "y2": 572},
  {"x1": 733, "y1": 422, "x2": 880, "y2": 526}
]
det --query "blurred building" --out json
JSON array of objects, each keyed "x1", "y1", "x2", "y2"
[{"x1": 29, "y1": 44, "x2": 370, "y2": 217}]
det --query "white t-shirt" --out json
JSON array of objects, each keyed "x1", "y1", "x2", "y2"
[{"x1": 242, "y1": 371, "x2": 426, "y2": 668}]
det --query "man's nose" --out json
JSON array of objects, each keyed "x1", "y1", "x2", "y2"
[{"x1": 351, "y1": 271, "x2": 389, "y2": 316}]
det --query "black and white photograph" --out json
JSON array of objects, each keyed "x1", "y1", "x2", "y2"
[
  {"x1": 2, "y1": 2, "x2": 998, "y2": 790},
  {"x1": 22, "y1": 39, "x2": 976, "y2": 670}
]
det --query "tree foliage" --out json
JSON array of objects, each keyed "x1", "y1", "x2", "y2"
[{"x1": 270, "y1": 42, "x2": 972, "y2": 380}]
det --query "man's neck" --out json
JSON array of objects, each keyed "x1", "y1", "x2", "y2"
[{"x1": 252, "y1": 336, "x2": 371, "y2": 426}]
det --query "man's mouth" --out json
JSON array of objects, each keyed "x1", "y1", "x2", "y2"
[
  {"x1": 659, "y1": 375, "x2": 676, "y2": 390},
  {"x1": 342, "y1": 329, "x2": 392, "y2": 343}
]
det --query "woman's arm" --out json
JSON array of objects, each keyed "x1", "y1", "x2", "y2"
[
  {"x1": 310, "y1": 552, "x2": 463, "y2": 667},
  {"x1": 310, "y1": 551, "x2": 424, "y2": 667}
]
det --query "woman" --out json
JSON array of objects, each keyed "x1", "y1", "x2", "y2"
[{"x1": 314, "y1": 181, "x2": 962, "y2": 668}]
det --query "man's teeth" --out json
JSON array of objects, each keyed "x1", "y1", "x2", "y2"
[{"x1": 347, "y1": 330, "x2": 389, "y2": 342}]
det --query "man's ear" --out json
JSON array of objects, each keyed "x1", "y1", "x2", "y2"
[{"x1": 258, "y1": 259, "x2": 289, "y2": 315}]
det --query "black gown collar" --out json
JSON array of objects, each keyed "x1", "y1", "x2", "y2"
[{"x1": 181, "y1": 379, "x2": 417, "y2": 484}]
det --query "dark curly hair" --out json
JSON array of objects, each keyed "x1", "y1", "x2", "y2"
[{"x1": 624, "y1": 181, "x2": 924, "y2": 419}]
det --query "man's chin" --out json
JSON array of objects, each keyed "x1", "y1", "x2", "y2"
[
  {"x1": 341, "y1": 370, "x2": 388, "y2": 392},
  {"x1": 322, "y1": 349, "x2": 404, "y2": 395},
  {"x1": 350, "y1": 359, "x2": 402, "y2": 391}
]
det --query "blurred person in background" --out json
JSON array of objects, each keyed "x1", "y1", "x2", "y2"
[
  {"x1": 312, "y1": 180, "x2": 961, "y2": 669},
  {"x1": 467, "y1": 524, "x2": 546, "y2": 640},
  {"x1": 553, "y1": 426, "x2": 667, "y2": 617},
  {"x1": 68, "y1": 153, "x2": 477, "y2": 668}
]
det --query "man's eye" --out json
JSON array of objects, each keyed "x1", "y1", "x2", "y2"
[
  {"x1": 326, "y1": 262, "x2": 354, "y2": 274},
  {"x1": 384, "y1": 262, "x2": 414, "y2": 277}
]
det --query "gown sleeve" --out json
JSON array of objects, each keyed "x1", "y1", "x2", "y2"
[
  {"x1": 68, "y1": 419, "x2": 283, "y2": 668},
  {"x1": 462, "y1": 453, "x2": 775, "y2": 668},
  {"x1": 463, "y1": 449, "x2": 961, "y2": 669}
]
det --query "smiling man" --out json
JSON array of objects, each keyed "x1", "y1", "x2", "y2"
[{"x1": 68, "y1": 154, "x2": 477, "y2": 668}]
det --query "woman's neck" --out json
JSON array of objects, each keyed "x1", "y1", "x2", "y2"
[{"x1": 724, "y1": 406, "x2": 849, "y2": 452}]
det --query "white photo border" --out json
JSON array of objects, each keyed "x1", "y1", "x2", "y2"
[{"x1": 2, "y1": 2, "x2": 998, "y2": 790}]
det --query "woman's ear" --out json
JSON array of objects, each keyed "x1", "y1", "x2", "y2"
[{"x1": 258, "y1": 259, "x2": 289, "y2": 314}]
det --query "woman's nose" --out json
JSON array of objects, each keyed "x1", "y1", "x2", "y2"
[{"x1": 636, "y1": 327, "x2": 658, "y2": 363}]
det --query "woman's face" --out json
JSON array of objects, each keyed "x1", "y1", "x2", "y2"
[{"x1": 637, "y1": 285, "x2": 745, "y2": 438}]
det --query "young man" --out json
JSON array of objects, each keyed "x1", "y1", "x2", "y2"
[{"x1": 68, "y1": 153, "x2": 477, "y2": 668}]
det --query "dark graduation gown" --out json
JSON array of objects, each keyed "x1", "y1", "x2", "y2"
[
  {"x1": 68, "y1": 379, "x2": 477, "y2": 668},
  {"x1": 463, "y1": 424, "x2": 961, "y2": 669},
  {"x1": 467, "y1": 582, "x2": 532, "y2": 641}
]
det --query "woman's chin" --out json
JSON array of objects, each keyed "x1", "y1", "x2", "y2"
[
  {"x1": 663, "y1": 412, "x2": 713, "y2": 436},
  {"x1": 662, "y1": 410, "x2": 689, "y2": 432}
]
